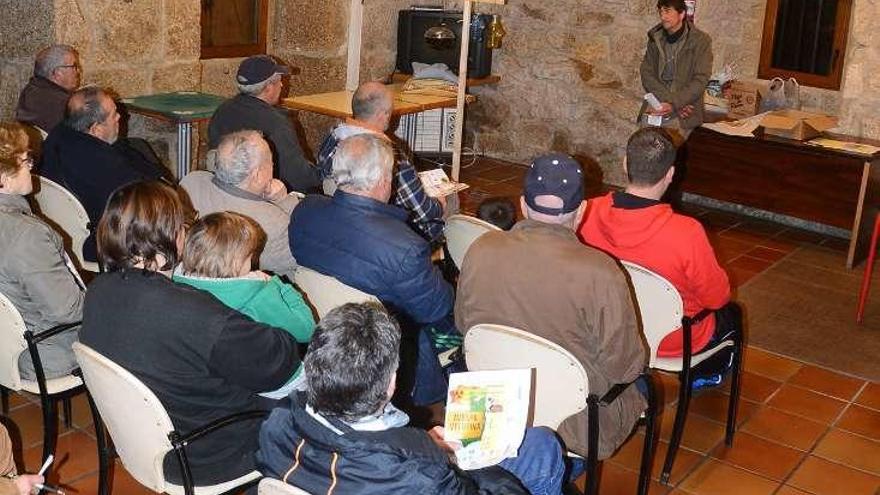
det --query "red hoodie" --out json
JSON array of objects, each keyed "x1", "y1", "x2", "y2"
[{"x1": 578, "y1": 192, "x2": 730, "y2": 357}]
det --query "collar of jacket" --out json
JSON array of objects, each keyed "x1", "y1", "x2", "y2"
[
  {"x1": 0, "y1": 194, "x2": 31, "y2": 214},
  {"x1": 649, "y1": 21, "x2": 691, "y2": 47},
  {"x1": 29, "y1": 76, "x2": 71, "y2": 96},
  {"x1": 210, "y1": 175, "x2": 268, "y2": 202},
  {"x1": 332, "y1": 189, "x2": 408, "y2": 221},
  {"x1": 512, "y1": 218, "x2": 580, "y2": 241}
]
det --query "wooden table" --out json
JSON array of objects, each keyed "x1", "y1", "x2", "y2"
[
  {"x1": 683, "y1": 126, "x2": 880, "y2": 269},
  {"x1": 282, "y1": 83, "x2": 474, "y2": 119},
  {"x1": 121, "y1": 92, "x2": 225, "y2": 179}
]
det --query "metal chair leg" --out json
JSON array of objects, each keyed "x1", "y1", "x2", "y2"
[
  {"x1": 585, "y1": 396, "x2": 600, "y2": 495},
  {"x1": 857, "y1": 212, "x2": 880, "y2": 323},
  {"x1": 86, "y1": 391, "x2": 112, "y2": 495},
  {"x1": 62, "y1": 397, "x2": 73, "y2": 429},
  {"x1": 637, "y1": 375, "x2": 658, "y2": 495},
  {"x1": 661, "y1": 367, "x2": 693, "y2": 484},
  {"x1": 40, "y1": 396, "x2": 58, "y2": 472},
  {"x1": 725, "y1": 340, "x2": 744, "y2": 446},
  {"x1": 1, "y1": 386, "x2": 8, "y2": 415}
]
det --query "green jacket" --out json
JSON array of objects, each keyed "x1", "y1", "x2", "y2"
[
  {"x1": 173, "y1": 272, "x2": 315, "y2": 345},
  {"x1": 638, "y1": 22, "x2": 713, "y2": 130}
]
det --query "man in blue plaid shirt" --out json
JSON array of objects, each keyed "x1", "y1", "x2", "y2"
[{"x1": 316, "y1": 82, "x2": 446, "y2": 243}]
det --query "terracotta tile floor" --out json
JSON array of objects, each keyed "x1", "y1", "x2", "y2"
[{"x1": 2, "y1": 158, "x2": 879, "y2": 494}]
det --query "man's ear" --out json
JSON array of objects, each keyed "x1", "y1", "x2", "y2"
[
  {"x1": 573, "y1": 200, "x2": 587, "y2": 229},
  {"x1": 519, "y1": 196, "x2": 529, "y2": 219},
  {"x1": 664, "y1": 165, "x2": 676, "y2": 185}
]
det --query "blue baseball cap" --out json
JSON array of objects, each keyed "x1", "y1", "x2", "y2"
[{"x1": 523, "y1": 153, "x2": 584, "y2": 215}]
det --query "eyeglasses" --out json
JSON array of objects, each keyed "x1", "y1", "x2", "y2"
[
  {"x1": 18, "y1": 153, "x2": 34, "y2": 170},
  {"x1": 56, "y1": 64, "x2": 81, "y2": 72}
]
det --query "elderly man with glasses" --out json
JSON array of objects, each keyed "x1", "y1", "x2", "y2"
[{"x1": 15, "y1": 44, "x2": 82, "y2": 133}]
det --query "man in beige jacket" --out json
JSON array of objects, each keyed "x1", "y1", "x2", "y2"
[
  {"x1": 455, "y1": 153, "x2": 648, "y2": 460},
  {"x1": 1, "y1": 424, "x2": 43, "y2": 494}
]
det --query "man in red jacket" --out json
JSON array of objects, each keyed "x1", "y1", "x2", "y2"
[{"x1": 579, "y1": 127, "x2": 740, "y2": 383}]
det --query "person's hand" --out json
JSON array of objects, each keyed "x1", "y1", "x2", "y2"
[
  {"x1": 14, "y1": 474, "x2": 43, "y2": 495},
  {"x1": 648, "y1": 102, "x2": 673, "y2": 116},
  {"x1": 428, "y1": 426, "x2": 462, "y2": 454},
  {"x1": 263, "y1": 179, "x2": 288, "y2": 201},
  {"x1": 677, "y1": 104, "x2": 694, "y2": 119}
]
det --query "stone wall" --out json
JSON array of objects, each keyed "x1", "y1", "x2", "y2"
[
  {"x1": 1, "y1": 1, "x2": 877, "y2": 184},
  {"x1": 469, "y1": 0, "x2": 878, "y2": 185}
]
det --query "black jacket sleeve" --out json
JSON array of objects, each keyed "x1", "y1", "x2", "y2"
[{"x1": 208, "y1": 313, "x2": 301, "y2": 392}]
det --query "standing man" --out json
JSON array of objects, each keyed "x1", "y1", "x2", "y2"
[
  {"x1": 15, "y1": 44, "x2": 81, "y2": 133},
  {"x1": 209, "y1": 55, "x2": 319, "y2": 193},
  {"x1": 638, "y1": 0, "x2": 712, "y2": 137}
]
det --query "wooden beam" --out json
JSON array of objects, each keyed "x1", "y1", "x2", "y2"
[
  {"x1": 345, "y1": 0, "x2": 364, "y2": 91},
  {"x1": 451, "y1": 1, "x2": 473, "y2": 182}
]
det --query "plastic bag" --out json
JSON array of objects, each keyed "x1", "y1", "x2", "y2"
[
  {"x1": 784, "y1": 78, "x2": 801, "y2": 110},
  {"x1": 761, "y1": 77, "x2": 788, "y2": 112}
]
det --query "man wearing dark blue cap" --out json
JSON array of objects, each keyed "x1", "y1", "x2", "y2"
[
  {"x1": 455, "y1": 153, "x2": 648, "y2": 461},
  {"x1": 208, "y1": 55, "x2": 319, "y2": 192}
]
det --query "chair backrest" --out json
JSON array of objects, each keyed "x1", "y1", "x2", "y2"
[
  {"x1": 0, "y1": 292, "x2": 28, "y2": 391},
  {"x1": 31, "y1": 175, "x2": 93, "y2": 271},
  {"x1": 444, "y1": 214, "x2": 501, "y2": 269},
  {"x1": 293, "y1": 266, "x2": 380, "y2": 320},
  {"x1": 72, "y1": 342, "x2": 175, "y2": 493},
  {"x1": 464, "y1": 324, "x2": 589, "y2": 430},
  {"x1": 258, "y1": 478, "x2": 314, "y2": 495},
  {"x1": 621, "y1": 261, "x2": 684, "y2": 366}
]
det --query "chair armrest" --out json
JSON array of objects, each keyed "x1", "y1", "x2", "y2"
[
  {"x1": 171, "y1": 410, "x2": 269, "y2": 448},
  {"x1": 599, "y1": 371, "x2": 650, "y2": 406},
  {"x1": 25, "y1": 321, "x2": 81, "y2": 344}
]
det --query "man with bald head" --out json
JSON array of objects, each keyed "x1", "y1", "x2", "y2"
[
  {"x1": 456, "y1": 153, "x2": 648, "y2": 461},
  {"x1": 41, "y1": 87, "x2": 167, "y2": 261},
  {"x1": 316, "y1": 81, "x2": 446, "y2": 243},
  {"x1": 16, "y1": 44, "x2": 81, "y2": 132},
  {"x1": 181, "y1": 130, "x2": 299, "y2": 277}
]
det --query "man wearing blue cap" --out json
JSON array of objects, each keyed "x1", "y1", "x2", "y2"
[
  {"x1": 209, "y1": 55, "x2": 319, "y2": 192},
  {"x1": 455, "y1": 153, "x2": 648, "y2": 461}
]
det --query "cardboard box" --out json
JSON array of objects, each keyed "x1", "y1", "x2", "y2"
[
  {"x1": 759, "y1": 110, "x2": 838, "y2": 141},
  {"x1": 726, "y1": 80, "x2": 762, "y2": 119}
]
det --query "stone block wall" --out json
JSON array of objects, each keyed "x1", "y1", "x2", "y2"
[{"x1": 0, "y1": 0, "x2": 877, "y2": 184}]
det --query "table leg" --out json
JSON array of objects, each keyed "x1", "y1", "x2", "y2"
[{"x1": 176, "y1": 122, "x2": 193, "y2": 180}]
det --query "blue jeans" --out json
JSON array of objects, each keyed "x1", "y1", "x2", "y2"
[
  {"x1": 497, "y1": 427, "x2": 566, "y2": 495},
  {"x1": 411, "y1": 327, "x2": 449, "y2": 405}
]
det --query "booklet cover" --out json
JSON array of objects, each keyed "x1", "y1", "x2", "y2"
[
  {"x1": 418, "y1": 168, "x2": 469, "y2": 198},
  {"x1": 444, "y1": 369, "x2": 531, "y2": 470}
]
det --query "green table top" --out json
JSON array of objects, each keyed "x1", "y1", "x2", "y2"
[{"x1": 121, "y1": 91, "x2": 226, "y2": 122}]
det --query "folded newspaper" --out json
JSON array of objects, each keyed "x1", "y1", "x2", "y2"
[
  {"x1": 444, "y1": 369, "x2": 532, "y2": 470},
  {"x1": 418, "y1": 169, "x2": 469, "y2": 198}
]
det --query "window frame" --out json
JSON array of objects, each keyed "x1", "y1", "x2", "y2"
[
  {"x1": 200, "y1": 0, "x2": 270, "y2": 60},
  {"x1": 757, "y1": 0, "x2": 853, "y2": 90}
]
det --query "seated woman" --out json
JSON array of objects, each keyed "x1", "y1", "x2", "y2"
[
  {"x1": 79, "y1": 181, "x2": 301, "y2": 486},
  {"x1": 173, "y1": 211, "x2": 315, "y2": 399},
  {"x1": 0, "y1": 121, "x2": 83, "y2": 380}
]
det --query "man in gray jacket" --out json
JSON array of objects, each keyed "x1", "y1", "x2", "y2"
[
  {"x1": 638, "y1": 0, "x2": 713, "y2": 136},
  {"x1": 181, "y1": 130, "x2": 299, "y2": 279}
]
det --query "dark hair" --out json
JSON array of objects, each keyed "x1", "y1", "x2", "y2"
[
  {"x1": 181, "y1": 212, "x2": 266, "y2": 278},
  {"x1": 98, "y1": 181, "x2": 192, "y2": 272},
  {"x1": 657, "y1": 0, "x2": 687, "y2": 13},
  {"x1": 477, "y1": 197, "x2": 517, "y2": 230},
  {"x1": 65, "y1": 87, "x2": 109, "y2": 133},
  {"x1": 625, "y1": 127, "x2": 677, "y2": 187},
  {"x1": 305, "y1": 303, "x2": 400, "y2": 422}
]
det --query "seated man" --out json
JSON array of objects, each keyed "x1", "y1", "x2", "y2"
[
  {"x1": 316, "y1": 82, "x2": 445, "y2": 243},
  {"x1": 456, "y1": 153, "x2": 648, "y2": 460},
  {"x1": 15, "y1": 44, "x2": 80, "y2": 133},
  {"x1": 579, "y1": 128, "x2": 739, "y2": 377},
  {"x1": 208, "y1": 55, "x2": 319, "y2": 192},
  {"x1": 40, "y1": 87, "x2": 168, "y2": 262},
  {"x1": 257, "y1": 302, "x2": 565, "y2": 495},
  {"x1": 181, "y1": 130, "x2": 299, "y2": 278},
  {"x1": 290, "y1": 134, "x2": 456, "y2": 406}
]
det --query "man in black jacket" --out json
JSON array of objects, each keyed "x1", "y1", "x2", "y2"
[
  {"x1": 257, "y1": 303, "x2": 565, "y2": 495},
  {"x1": 40, "y1": 87, "x2": 169, "y2": 262},
  {"x1": 208, "y1": 55, "x2": 319, "y2": 192}
]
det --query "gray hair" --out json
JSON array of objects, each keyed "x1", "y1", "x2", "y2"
[
  {"x1": 352, "y1": 83, "x2": 392, "y2": 121},
  {"x1": 35, "y1": 44, "x2": 77, "y2": 79},
  {"x1": 65, "y1": 87, "x2": 109, "y2": 133},
  {"x1": 332, "y1": 134, "x2": 394, "y2": 192},
  {"x1": 214, "y1": 130, "x2": 266, "y2": 186},
  {"x1": 237, "y1": 73, "x2": 280, "y2": 96}
]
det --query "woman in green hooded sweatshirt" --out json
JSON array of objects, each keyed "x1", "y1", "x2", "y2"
[{"x1": 174, "y1": 211, "x2": 315, "y2": 399}]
